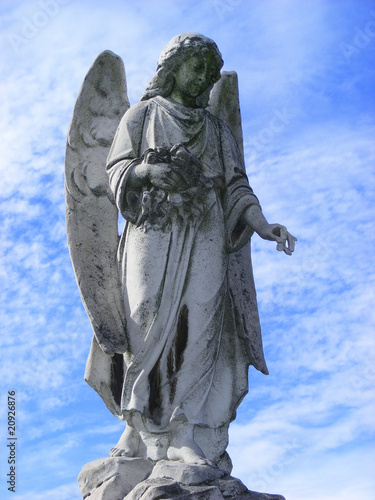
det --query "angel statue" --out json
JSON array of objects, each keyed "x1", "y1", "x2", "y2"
[{"x1": 65, "y1": 33, "x2": 296, "y2": 475}]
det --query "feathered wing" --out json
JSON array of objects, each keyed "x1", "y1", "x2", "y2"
[
  {"x1": 208, "y1": 72, "x2": 268, "y2": 375},
  {"x1": 65, "y1": 50, "x2": 130, "y2": 357}
]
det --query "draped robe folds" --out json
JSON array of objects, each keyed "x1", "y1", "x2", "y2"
[{"x1": 86, "y1": 95, "x2": 268, "y2": 433}]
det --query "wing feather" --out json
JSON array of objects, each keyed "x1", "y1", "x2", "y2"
[{"x1": 65, "y1": 50, "x2": 130, "y2": 354}]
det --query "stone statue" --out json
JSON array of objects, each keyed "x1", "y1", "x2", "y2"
[{"x1": 66, "y1": 33, "x2": 295, "y2": 499}]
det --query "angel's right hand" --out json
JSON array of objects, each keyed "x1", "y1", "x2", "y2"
[{"x1": 133, "y1": 162, "x2": 182, "y2": 192}]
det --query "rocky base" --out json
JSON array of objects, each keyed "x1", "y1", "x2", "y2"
[
  {"x1": 78, "y1": 457, "x2": 153, "y2": 499},
  {"x1": 78, "y1": 458, "x2": 286, "y2": 500}
]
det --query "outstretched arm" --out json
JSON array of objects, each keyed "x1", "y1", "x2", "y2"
[{"x1": 242, "y1": 205, "x2": 297, "y2": 255}]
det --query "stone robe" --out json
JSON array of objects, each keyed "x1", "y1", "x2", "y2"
[{"x1": 86, "y1": 96, "x2": 268, "y2": 433}]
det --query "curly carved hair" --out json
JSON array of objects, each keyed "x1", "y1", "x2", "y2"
[{"x1": 141, "y1": 33, "x2": 224, "y2": 107}]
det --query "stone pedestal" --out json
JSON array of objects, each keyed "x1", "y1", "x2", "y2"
[
  {"x1": 78, "y1": 458, "x2": 286, "y2": 500},
  {"x1": 78, "y1": 457, "x2": 153, "y2": 499}
]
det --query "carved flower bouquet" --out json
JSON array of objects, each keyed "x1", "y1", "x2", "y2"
[{"x1": 135, "y1": 143, "x2": 214, "y2": 231}]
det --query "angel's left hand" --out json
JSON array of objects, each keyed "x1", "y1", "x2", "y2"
[{"x1": 258, "y1": 223, "x2": 297, "y2": 255}]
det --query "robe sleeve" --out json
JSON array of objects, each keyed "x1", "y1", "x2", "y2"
[
  {"x1": 217, "y1": 120, "x2": 268, "y2": 375},
  {"x1": 217, "y1": 119, "x2": 261, "y2": 252},
  {"x1": 106, "y1": 101, "x2": 149, "y2": 223}
]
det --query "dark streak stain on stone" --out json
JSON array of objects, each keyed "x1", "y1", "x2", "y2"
[
  {"x1": 148, "y1": 355, "x2": 163, "y2": 425},
  {"x1": 175, "y1": 305, "x2": 189, "y2": 372},
  {"x1": 168, "y1": 305, "x2": 189, "y2": 404},
  {"x1": 169, "y1": 377, "x2": 177, "y2": 405},
  {"x1": 167, "y1": 345, "x2": 174, "y2": 380},
  {"x1": 110, "y1": 353, "x2": 124, "y2": 407}
]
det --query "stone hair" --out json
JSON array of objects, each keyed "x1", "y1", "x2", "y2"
[{"x1": 141, "y1": 33, "x2": 224, "y2": 106}]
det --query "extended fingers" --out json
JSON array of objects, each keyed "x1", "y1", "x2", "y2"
[
  {"x1": 272, "y1": 225, "x2": 297, "y2": 255},
  {"x1": 287, "y1": 233, "x2": 297, "y2": 253},
  {"x1": 279, "y1": 225, "x2": 288, "y2": 242},
  {"x1": 272, "y1": 224, "x2": 287, "y2": 243},
  {"x1": 282, "y1": 231, "x2": 297, "y2": 255}
]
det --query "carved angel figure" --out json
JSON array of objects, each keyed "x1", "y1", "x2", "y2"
[{"x1": 65, "y1": 33, "x2": 296, "y2": 471}]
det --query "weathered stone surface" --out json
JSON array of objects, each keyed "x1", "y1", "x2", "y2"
[
  {"x1": 78, "y1": 456, "x2": 153, "y2": 499},
  {"x1": 123, "y1": 478, "x2": 185, "y2": 500},
  {"x1": 149, "y1": 460, "x2": 225, "y2": 485},
  {"x1": 123, "y1": 473, "x2": 286, "y2": 500},
  {"x1": 85, "y1": 474, "x2": 129, "y2": 500},
  {"x1": 212, "y1": 476, "x2": 248, "y2": 497},
  {"x1": 124, "y1": 477, "x2": 224, "y2": 500},
  {"x1": 78, "y1": 457, "x2": 285, "y2": 499},
  {"x1": 177, "y1": 487, "x2": 224, "y2": 500},
  {"x1": 194, "y1": 425, "x2": 232, "y2": 474}
]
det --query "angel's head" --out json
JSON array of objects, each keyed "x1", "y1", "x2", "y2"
[{"x1": 141, "y1": 33, "x2": 224, "y2": 107}]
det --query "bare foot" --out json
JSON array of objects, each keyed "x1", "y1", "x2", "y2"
[
  {"x1": 167, "y1": 443, "x2": 210, "y2": 465},
  {"x1": 109, "y1": 424, "x2": 140, "y2": 457},
  {"x1": 167, "y1": 423, "x2": 214, "y2": 466}
]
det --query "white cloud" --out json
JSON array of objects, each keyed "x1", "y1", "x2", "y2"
[{"x1": 0, "y1": 0, "x2": 374, "y2": 498}]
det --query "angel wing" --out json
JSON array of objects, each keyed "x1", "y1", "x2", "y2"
[
  {"x1": 65, "y1": 50, "x2": 130, "y2": 356},
  {"x1": 208, "y1": 72, "x2": 268, "y2": 375}
]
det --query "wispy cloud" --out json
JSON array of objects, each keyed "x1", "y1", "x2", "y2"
[{"x1": 0, "y1": 1, "x2": 374, "y2": 499}]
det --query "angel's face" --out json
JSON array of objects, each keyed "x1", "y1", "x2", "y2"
[{"x1": 173, "y1": 53, "x2": 212, "y2": 99}]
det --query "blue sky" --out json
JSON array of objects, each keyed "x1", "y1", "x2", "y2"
[{"x1": 0, "y1": 0, "x2": 374, "y2": 499}]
